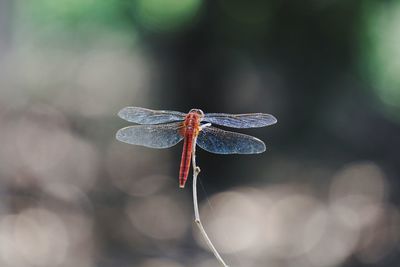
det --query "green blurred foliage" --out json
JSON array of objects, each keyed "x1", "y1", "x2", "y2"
[
  {"x1": 133, "y1": 0, "x2": 202, "y2": 31},
  {"x1": 14, "y1": 0, "x2": 204, "y2": 45},
  {"x1": 359, "y1": 1, "x2": 400, "y2": 120},
  {"x1": 15, "y1": 0, "x2": 136, "y2": 44}
]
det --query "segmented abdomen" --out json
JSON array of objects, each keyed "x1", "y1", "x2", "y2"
[{"x1": 179, "y1": 133, "x2": 194, "y2": 188}]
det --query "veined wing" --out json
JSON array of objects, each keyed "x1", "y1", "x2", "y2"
[
  {"x1": 203, "y1": 113, "x2": 277, "y2": 128},
  {"x1": 196, "y1": 126, "x2": 266, "y2": 154},
  {"x1": 118, "y1": 107, "x2": 186, "y2": 124},
  {"x1": 116, "y1": 122, "x2": 184, "y2": 148}
]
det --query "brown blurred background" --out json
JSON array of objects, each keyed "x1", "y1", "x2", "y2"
[{"x1": 0, "y1": 1, "x2": 400, "y2": 267}]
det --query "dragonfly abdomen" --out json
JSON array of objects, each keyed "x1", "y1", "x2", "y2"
[
  {"x1": 179, "y1": 112, "x2": 202, "y2": 188},
  {"x1": 179, "y1": 135, "x2": 193, "y2": 188}
]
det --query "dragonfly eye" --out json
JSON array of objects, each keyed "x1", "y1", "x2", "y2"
[{"x1": 189, "y1": 108, "x2": 204, "y2": 117}]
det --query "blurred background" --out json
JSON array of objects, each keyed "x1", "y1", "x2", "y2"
[{"x1": 0, "y1": 0, "x2": 400, "y2": 266}]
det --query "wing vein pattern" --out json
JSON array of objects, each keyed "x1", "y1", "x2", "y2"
[
  {"x1": 204, "y1": 113, "x2": 277, "y2": 128},
  {"x1": 196, "y1": 126, "x2": 266, "y2": 154},
  {"x1": 118, "y1": 107, "x2": 186, "y2": 124},
  {"x1": 116, "y1": 122, "x2": 184, "y2": 148}
]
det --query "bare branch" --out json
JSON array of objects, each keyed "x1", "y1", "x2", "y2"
[{"x1": 192, "y1": 137, "x2": 229, "y2": 267}]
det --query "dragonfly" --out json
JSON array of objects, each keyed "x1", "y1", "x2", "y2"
[{"x1": 116, "y1": 107, "x2": 277, "y2": 188}]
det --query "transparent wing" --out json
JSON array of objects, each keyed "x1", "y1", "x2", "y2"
[
  {"x1": 203, "y1": 113, "x2": 277, "y2": 128},
  {"x1": 116, "y1": 122, "x2": 184, "y2": 148},
  {"x1": 118, "y1": 107, "x2": 186, "y2": 124},
  {"x1": 196, "y1": 126, "x2": 266, "y2": 154}
]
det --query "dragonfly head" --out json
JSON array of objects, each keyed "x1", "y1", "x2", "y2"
[{"x1": 189, "y1": 108, "x2": 204, "y2": 118}]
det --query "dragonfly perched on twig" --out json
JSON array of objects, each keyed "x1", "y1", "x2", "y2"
[{"x1": 116, "y1": 107, "x2": 277, "y2": 188}]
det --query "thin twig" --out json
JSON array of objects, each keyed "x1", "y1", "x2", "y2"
[{"x1": 192, "y1": 137, "x2": 229, "y2": 267}]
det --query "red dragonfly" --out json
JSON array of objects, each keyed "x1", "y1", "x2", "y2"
[{"x1": 116, "y1": 107, "x2": 277, "y2": 188}]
